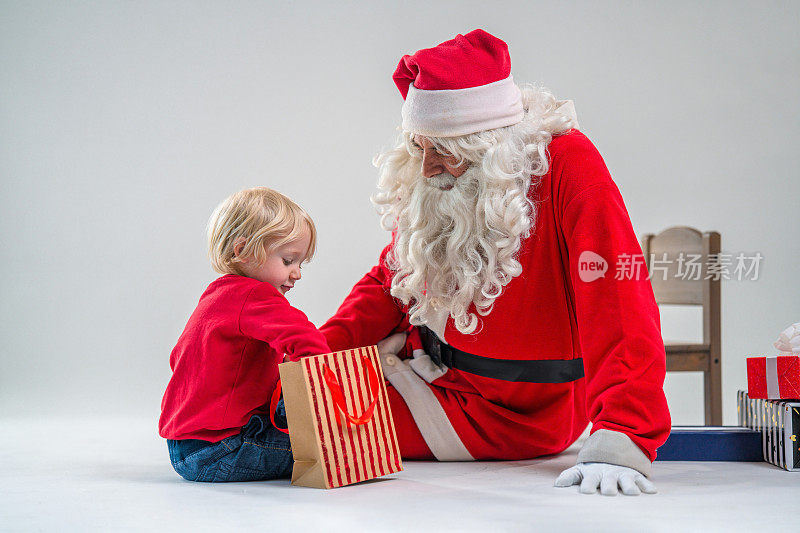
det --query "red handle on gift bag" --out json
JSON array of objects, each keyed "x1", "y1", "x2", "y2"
[
  {"x1": 269, "y1": 380, "x2": 290, "y2": 434},
  {"x1": 323, "y1": 355, "x2": 380, "y2": 426}
]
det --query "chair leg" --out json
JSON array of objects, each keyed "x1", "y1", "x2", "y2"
[{"x1": 704, "y1": 361, "x2": 723, "y2": 425}]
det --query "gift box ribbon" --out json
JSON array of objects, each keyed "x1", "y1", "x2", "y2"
[{"x1": 766, "y1": 356, "x2": 780, "y2": 399}]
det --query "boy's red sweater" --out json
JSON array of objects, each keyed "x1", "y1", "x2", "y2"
[{"x1": 159, "y1": 275, "x2": 330, "y2": 442}]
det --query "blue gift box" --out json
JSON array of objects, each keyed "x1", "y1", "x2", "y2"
[{"x1": 656, "y1": 426, "x2": 763, "y2": 461}]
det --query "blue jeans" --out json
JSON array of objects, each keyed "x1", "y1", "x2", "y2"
[{"x1": 167, "y1": 402, "x2": 293, "y2": 482}]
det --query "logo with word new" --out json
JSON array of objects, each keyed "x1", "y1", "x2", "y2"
[{"x1": 578, "y1": 251, "x2": 608, "y2": 282}]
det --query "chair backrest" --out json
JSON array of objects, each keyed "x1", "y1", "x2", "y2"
[{"x1": 640, "y1": 226, "x2": 721, "y2": 345}]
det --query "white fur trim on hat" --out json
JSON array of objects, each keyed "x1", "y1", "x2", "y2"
[{"x1": 402, "y1": 75, "x2": 524, "y2": 138}]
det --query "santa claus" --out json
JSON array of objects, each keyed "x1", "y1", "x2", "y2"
[{"x1": 321, "y1": 29, "x2": 671, "y2": 496}]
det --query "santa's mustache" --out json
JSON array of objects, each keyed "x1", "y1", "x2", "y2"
[{"x1": 425, "y1": 172, "x2": 458, "y2": 191}]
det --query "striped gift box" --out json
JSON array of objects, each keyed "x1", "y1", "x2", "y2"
[{"x1": 279, "y1": 346, "x2": 403, "y2": 488}]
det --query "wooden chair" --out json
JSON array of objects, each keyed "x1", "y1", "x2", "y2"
[{"x1": 641, "y1": 226, "x2": 722, "y2": 425}]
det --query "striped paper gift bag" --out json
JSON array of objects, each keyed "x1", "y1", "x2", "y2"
[{"x1": 277, "y1": 346, "x2": 403, "y2": 488}]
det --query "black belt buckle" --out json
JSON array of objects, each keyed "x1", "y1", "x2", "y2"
[
  {"x1": 420, "y1": 326, "x2": 447, "y2": 368},
  {"x1": 439, "y1": 343, "x2": 454, "y2": 368}
]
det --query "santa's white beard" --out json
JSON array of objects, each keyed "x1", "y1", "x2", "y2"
[{"x1": 386, "y1": 165, "x2": 533, "y2": 334}]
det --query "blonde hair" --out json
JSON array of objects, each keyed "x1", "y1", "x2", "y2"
[{"x1": 207, "y1": 187, "x2": 317, "y2": 275}]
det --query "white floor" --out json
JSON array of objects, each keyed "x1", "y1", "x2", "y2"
[{"x1": 1, "y1": 417, "x2": 797, "y2": 532}]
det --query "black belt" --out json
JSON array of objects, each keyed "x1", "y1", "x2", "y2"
[{"x1": 418, "y1": 326, "x2": 584, "y2": 384}]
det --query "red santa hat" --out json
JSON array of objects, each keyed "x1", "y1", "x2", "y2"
[{"x1": 393, "y1": 29, "x2": 524, "y2": 138}]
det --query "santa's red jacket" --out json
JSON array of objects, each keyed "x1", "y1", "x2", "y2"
[{"x1": 320, "y1": 130, "x2": 670, "y2": 474}]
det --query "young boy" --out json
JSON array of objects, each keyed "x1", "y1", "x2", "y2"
[{"x1": 159, "y1": 187, "x2": 330, "y2": 482}]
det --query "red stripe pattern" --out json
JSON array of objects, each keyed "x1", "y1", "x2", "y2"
[{"x1": 302, "y1": 346, "x2": 403, "y2": 488}]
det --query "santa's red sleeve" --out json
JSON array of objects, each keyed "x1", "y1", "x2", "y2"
[
  {"x1": 239, "y1": 283, "x2": 330, "y2": 361},
  {"x1": 559, "y1": 147, "x2": 671, "y2": 471},
  {"x1": 320, "y1": 244, "x2": 409, "y2": 352}
]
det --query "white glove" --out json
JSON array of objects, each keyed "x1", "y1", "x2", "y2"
[
  {"x1": 554, "y1": 462, "x2": 657, "y2": 496},
  {"x1": 377, "y1": 332, "x2": 407, "y2": 357}
]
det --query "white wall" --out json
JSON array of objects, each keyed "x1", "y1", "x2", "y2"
[{"x1": 2, "y1": 1, "x2": 798, "y2": 425}]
